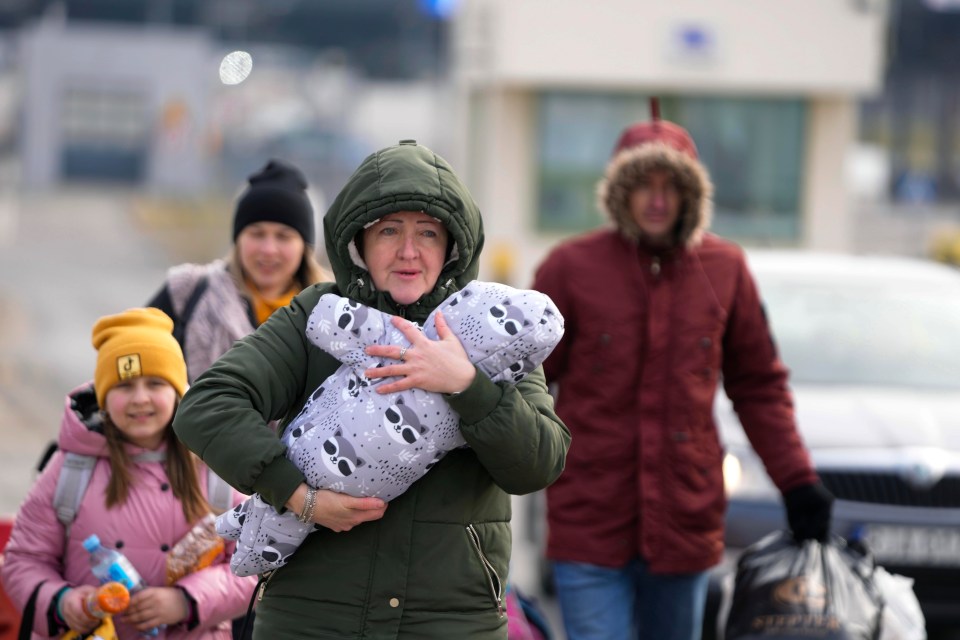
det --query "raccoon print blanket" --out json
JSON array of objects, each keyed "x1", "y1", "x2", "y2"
[{"x1": 217, "y1": 279, "x2": 565, "y2": 576}]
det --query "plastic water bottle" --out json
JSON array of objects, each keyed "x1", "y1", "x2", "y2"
[
  {"x1": 82, "y1": 534, "x2": 160, "y2": 637},
  {"x1": 83, "y1": 534, "x2": 147, "y2": 590}
]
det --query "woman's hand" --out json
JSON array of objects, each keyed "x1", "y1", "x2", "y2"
[
  {"x1": 60, "y1": 586, "x2": 98, "y2": 633},
  {"x1": 312, "y1": 490, "x2": 388, "y2": 532},
  {"x1": 122, "y1": 586, "x2": 189, "y2": 630},
  {"x1": 286, "y1": 484, "x2": 388, "y2": 533},
  {"x1": 364, "y1": 311, "x2": 476, "y2": 395}
]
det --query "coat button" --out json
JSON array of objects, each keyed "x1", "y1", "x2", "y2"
[
  {"x1": 115, "y1": 540, "x2": 124, "y2": 549},
  {"x1": 160, "y1": 544, "x2": 170, "y2": 552},
  {"x1": 160, "y1": 483, "x2": 170, "y2": 491},
  {"x1": 700, "y1": 337, "x2": 712, "y2": 348},
  {"x1": 389, "y1": 598, "x2": 400, "y2": 608}
]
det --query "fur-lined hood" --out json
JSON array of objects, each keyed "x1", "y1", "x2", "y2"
[{"x1": 597, "y1": 141, "x2": 714, "y2": 248}]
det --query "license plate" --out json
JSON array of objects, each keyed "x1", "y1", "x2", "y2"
[{"x1": 861, "y1": 524, "x2": 960, "y2": 567}]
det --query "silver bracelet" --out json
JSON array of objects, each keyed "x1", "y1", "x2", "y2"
[{"x1": 297, "y1": 487, "x2": 317, "y2": 524}]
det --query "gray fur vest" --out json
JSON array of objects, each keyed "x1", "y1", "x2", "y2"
[{"x1": 166, "y1": 259, "x2": 255, "y2": 383}]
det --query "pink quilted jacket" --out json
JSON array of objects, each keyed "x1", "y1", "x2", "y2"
[{"x1": 0, "y1": 383, "x2": 256, "y2": 639}]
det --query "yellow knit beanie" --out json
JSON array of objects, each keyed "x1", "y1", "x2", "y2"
[{"x1": 92, "y1": 308, "x2": 188, "y2": 407}]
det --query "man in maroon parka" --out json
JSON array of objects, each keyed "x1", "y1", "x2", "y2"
[{"x1": 532, "y1": 108, "x2": 834, "y2": 640}]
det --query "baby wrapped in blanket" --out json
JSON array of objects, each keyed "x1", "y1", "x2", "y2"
[{"x1": 217, "y1": 280, "x2": 564, "y2": 576}]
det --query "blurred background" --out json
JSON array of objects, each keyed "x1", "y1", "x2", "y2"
[{"x1": 2, "y1": 0, "x2": 960, "y2": 634}]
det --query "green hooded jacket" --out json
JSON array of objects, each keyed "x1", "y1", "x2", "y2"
[{"x1": 173, "y1": 141, "x2": 570, "y2": 639}]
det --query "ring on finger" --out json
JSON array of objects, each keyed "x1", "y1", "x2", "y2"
[{"x1": 398, "y1": 346, "x2": 408, "y2": 361}]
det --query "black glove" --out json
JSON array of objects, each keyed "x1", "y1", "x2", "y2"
[{"x1": 783, "y1": 481, "x2": 834, "y2": 542}]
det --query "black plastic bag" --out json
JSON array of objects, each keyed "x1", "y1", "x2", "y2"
[{"x1": 725, "y1": 531, "x2": 882, "y2": 640}]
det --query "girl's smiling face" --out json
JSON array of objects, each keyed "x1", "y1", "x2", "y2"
[
  {"x1": 361, "y1": 211, "x2": 449, "y2": 306},
  {"x1": 104, "y1": 376, "x2": 178, "y2": 450}
]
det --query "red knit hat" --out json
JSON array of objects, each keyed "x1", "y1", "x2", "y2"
[{"x1": 611, "y1": 98, "x2": 699, "y2": 160}]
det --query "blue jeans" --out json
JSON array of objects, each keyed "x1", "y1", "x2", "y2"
[{"x1": 551, "y1": 559, "x2": 708, "y2": 640}]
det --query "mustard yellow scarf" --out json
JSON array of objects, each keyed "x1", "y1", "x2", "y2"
[{"x1": 246, "y1": 279, "x2": 298, "y2": 326}]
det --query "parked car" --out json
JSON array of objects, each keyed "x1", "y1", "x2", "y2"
[{"x1": 708, "y1": 250, "x2": 960, "y2": 637}]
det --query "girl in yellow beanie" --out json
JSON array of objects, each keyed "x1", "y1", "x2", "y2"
[
  {"x1": 91, "y1": 307, "x2": 189, "y2": 450},
  {"x1": 1, "y1": 308, "x2": 255, "y2": 640}
]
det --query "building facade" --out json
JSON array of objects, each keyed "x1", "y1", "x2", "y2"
[
  {"x1": 452, "y1": 0, "x2": 889, "y2": 286},
  {"x1": 19, "y1": 16, "x2": 214, "y2": 193}
]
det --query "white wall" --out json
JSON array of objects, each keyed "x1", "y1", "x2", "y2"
[
  {"x1": 457, "y1": 0, "x2": 887, "y2": 94},
  {"x1": 803, "y1": 99, "x2": 859, "y2": 251}
]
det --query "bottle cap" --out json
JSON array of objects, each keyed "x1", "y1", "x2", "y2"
[
  {"x1": 82, "y1": 534, "x2": 101, "y2": 552},
  {"x1": 96, "y1": 582, "x2": 130, "y2": 614}
]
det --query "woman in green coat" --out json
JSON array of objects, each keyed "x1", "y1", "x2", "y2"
[{"x1": 173, "y1": 140, "x2": 571, "y2": 639}]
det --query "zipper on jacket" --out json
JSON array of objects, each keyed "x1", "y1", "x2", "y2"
[
  {"x1": 256, "y1": 569, "x2": 278, "y2": 602},
  {"x1": 466, "y1": 524, "x2": 504, "y2": 617},
  {"x1": 397, "y1": 301, "x2": 426, "y2": 320}
]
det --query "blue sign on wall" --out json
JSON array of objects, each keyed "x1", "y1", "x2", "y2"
[{"x1": 418, "y1": 0, "x2": 460, "y2": 19}]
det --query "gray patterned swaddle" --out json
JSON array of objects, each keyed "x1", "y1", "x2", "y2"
[{"x1": 217, "y1": 280, "x2": 564, "y2": 576}]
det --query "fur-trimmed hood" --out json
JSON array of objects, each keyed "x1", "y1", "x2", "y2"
[{"x1": 597, "y1": 139, "x2": 714, "y2": 248}]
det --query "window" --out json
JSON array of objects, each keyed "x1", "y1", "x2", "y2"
[{"x1": 60, "y1": 86, "x2": 149, "y2": 182}]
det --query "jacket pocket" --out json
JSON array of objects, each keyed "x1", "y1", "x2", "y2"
[{"x1": 466, "y1": 524, "x2": 504, "y2": 617}]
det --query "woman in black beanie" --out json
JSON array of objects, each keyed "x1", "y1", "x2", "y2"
[{"x1": 148, "y1": 158, "x2": 330, "y2": 384}]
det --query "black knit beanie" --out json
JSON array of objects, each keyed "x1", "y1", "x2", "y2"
[{"x1": 233, "y1": 159, "x2": 315, "y2": 245}]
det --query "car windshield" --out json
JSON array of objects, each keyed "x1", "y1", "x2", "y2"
[{"x1": 759, "y1": 277, "x2": 960, "y2": 390}]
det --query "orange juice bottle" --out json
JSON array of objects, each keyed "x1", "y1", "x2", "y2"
[{"x1": 82, "y1": 581, "x2": 130, "y2": 618}]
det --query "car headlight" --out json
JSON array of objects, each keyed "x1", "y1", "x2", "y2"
[{"x1": 723, "y1": 448, "x2": 778, "y2": 499}]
